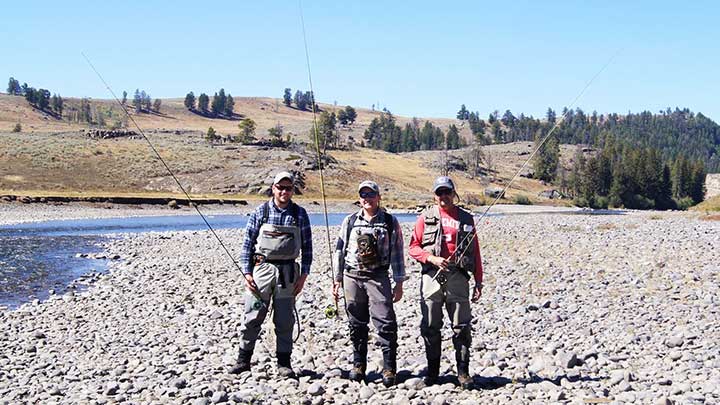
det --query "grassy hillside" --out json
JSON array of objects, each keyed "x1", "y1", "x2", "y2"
[{"x1": 0, "y1": 93, "x2": 575, "y2": 207}]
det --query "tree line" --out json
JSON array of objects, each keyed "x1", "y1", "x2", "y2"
[
  {"x1": 125, "y1": 89, "x2": 162, "y2": 114},
  {"x1": 184, "y1": 89, "x2": 235, "y2": 118},
  {"x1": 283, "y1": 88, "x2": 319, "y2": 112},
  {"x1": 457, "y1": 104, "x2": 720, "y2": 172},
  {"x1": 362, "y1": 111, "x2": 464, "y2": 153},
  {"x1": 555, "y1": 134, "x2": 707, "y2": 210},
  {"x1": 8, "y1": 77, "x2": 64, "y2": 116}
]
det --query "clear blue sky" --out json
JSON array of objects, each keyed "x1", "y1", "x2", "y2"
[{"x1": 2, "y1": 0, "x2": 718, "y2": 121}]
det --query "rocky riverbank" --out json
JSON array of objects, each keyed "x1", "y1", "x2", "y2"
[{"x1": 1, "y1": 210, "x2": 718, "y2": 404}]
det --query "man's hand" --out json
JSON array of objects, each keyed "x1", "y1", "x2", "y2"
[
  {"x1": 293, "y1": 273, "x2": 308, "y2": 296},
  {"x1": 332, "y1": 281, "x2": 342, "y2": 300},
  {"x1": 244, "y1": 273, "x2": 259, "y2": 296},
  {"x1": 471, "y1": 283, "x2": 483, "y2": 302},
  {"x1": 427, "y1": 255, "x2": 449, "y2": 270},
  {"x1": 392, "y1": 281, "x2": 404, "y2": 303}
]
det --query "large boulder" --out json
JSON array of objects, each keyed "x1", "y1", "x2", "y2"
[{"x1": 484, "y1": 187, "x2": 504, "y2": 199}]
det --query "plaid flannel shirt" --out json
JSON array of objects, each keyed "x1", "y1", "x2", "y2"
[{"x1": 240, "y1": 199, "x2": 313, "y2": 275}]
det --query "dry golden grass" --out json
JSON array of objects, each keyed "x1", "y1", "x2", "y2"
[
  {"x1": 0, "y1": 94, "x2": 575, "y2": 203},
  {"x1": 692, "y1": 194, "x2": 720, "y2": 212},
  {"x1": 699, "y1": 214, "x2": 720, "y2": 221}
]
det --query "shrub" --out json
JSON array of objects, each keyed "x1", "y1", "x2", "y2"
[
  {"x1": 592, "y1": 195, "x2": 609, "y2": 209},
  {"x1": 573, "y1": 196, "x2": 589, "y2": 207},
  {"x1": 464, "y1": 193, "x2": 487, "y2": 206},
  {"x1": 12, "y1": 123, "x2": 21, "y2": 132},
  {"x1": 513, "y1": 195, "x2": 532, "y2": 205},
  {"x1": 675, "y1": 197, "x2": 695, "y2": 211}
]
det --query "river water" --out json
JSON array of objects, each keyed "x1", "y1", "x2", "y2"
[
  {"x1": 0, "y1": 209, "x2": 623, "y2": 309},
  {"x1": 0, "y1": 213, "x2": 419, "y2": 309}
]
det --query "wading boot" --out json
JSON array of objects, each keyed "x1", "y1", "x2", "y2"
[
  {"x1": 348, "y1": 363, "x2": 366, "y2": 382},
  {"x1": 229, "y1": 348, "x2": 252, "y2": 374},
  {"x1": 457, "y1": 360, "x2": 473, "y2": 389},
  {"x1": 277, "y1": 352, "x2": 296, "y2": 378},
  {"x1": 423, "y1": 357, "x2": 440, "y2": 386},
  {"x1": 382, "y1": 348, "x2": 397, "y2": 387},
  {"x1": 382, "y1": 369, "x2": 397, "y2": 387}
]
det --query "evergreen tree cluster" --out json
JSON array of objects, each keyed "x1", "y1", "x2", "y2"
[
  {"x1": 184, "y1": 89, "x2": 234, "y2": 118},
  {"x1": 282, "y1": 88, "x2": 317, "y2": 111},
  {"x1": 464, "y1": 104, "x2": 719, "y2": 172},
  {"x1": 568, "y1": 135, "x2": 706, "y2": 210},
  {"x1": 8, "y1": 77, "x2": 63, "y2": 115},
  {"x1": 7, "y1": 77, "x2": 22, "y2": 95},
  {"x1": 363, "y1": 111, "x2": 465, "y2": 153},
  {"x1": 336, "y1": 105, "x2": 357, "y2": 126},
  {"x1": 131, "y1": 89, "x2": 159, "y2": 113}
]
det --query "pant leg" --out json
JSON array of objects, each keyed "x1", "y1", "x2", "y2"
[
  {"x1": 273, "y1": 263, "x2": 299, "y2": 354},
  {"x1": 420, "y1": 271, "x2": 445, "y2": 362},
  {"x1": 344, "y1": 275, "x2": 370, "y2": 365},
  {"x1": 445, "y1": 271, "x2": 472, "y2": 367},
  {"x1": 366, "y1": 274, "x2": 398, "y2": 370},
  {"x1": 239, "y1": 263, "x2": 277, "y2": 352}
]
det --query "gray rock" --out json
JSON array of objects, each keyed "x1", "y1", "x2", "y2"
[
  {"x1": 404, "y1": 377, "x2": 424, "y2": 390},
  {"x1": 104, "y1": 382, "x2": 120, "y2": 396},
  {"x1": 307, "y1": 382, "x2": 324, "y2": 396},
  {"x1": 172, "y1": 378, "x2": 187, "y2": 389},
  {"x1": 556, "y1": 351, "x2": 580, "y2": 368},
  {"x1": 668, "y1": 351, "x2": 682, "y2": 361},
  {"x1": 211, "y1": 391, "x2": 228, "y2": 403},
  {"x1": 359, "y1": 386, "x2": 375, "y2": 400},
  {"x1": 666, "y1": 335, "x2": 684, "y2": 348},
  {"x1": 431, "y1": 395, "x2": 448, "y2": 405},
  {"x1": 654, "y1": 397, "x2": 671, "y2": 405},
  {"x1": 609, "y1": 370, "x2": 625, "y2": 386}
]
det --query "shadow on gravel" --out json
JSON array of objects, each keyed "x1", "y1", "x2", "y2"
[{"x1": 302, "y1": 368, "x2": 602, "y2": 391}]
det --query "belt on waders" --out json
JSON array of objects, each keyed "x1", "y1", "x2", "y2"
[{"x1": 254, "y1": 254, "x2": 296, "y2": 288}]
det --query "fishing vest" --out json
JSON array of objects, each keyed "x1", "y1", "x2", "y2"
[
  {"x1": 420, "y1": 205, "x2": 475, "y2": 275},
  {"x1": 344, "y1": 211, "x2": 395, "y2": 277},
  {"x1": 255, "y1": 201, "x2": 301, "y2": 262}
]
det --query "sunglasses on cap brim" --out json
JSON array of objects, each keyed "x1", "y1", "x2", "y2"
[{"x1": 435, "y1": 188, "x2": 453, "y2": 196}]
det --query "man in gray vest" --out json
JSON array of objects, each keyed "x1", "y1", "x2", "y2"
[
  {"x1": 332, "y1": 180, "x2": 405, "y2": 386},
  {"x1": 230, "y1": 171, "x2": 313, "y2": 378},
  {"x1": 408, "y1": 176, "x2": 483, "y2": 389}
]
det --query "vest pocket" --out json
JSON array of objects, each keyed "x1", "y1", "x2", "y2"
[{"x1": 421, "y1": 229, "x2": 437, "y2": 246}]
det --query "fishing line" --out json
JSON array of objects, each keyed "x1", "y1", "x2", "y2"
[
  {"x1": 81, "y1": 52, "x2": 246, "y2": 277},
  {"x1": 298, "y1": 0, "x2": 340, "y2": 317},
  {"x1": 444, "y1": 49, "x2": 622, "y2": 274}
]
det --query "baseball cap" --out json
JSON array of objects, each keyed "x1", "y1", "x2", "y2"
[
  {"x1": 432, "y1": 176, "x2": 455, "y2": 193},
  {"x1": 357, "y1": 180, "x2": 380, "y2": 193},
  {"x1": 272, "y1": 171, "x2": 294, "y2": 185}
]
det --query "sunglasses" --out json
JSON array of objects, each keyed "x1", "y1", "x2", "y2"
[
  {"x1": 435, "y1": 188, "x2": 453, "y2": 196},
  {"x1": 359, "y1": 190, "x2": 378, "y2": 199},
  {"x1": 275, "y1": 185, "x2": 294, "y2": 192}
]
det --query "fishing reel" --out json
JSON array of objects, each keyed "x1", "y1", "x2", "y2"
[
  {"x1": 324, "y1": 304, "x2": 338, "y2": 319},
  {"x1": 252, "y1": 299, "x2": 265, "y2": 311},
  {"x1": 435, "y1": 271, "x2": 448, "y2": 286}
]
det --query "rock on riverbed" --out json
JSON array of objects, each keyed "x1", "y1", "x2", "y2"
[{"x1": 0, "y1": 210, "x2": 718, "y2": 404}]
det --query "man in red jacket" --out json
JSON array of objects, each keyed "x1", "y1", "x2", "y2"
[{"x1": 408, "y1": 176, "x2": 483, "y2": 389}]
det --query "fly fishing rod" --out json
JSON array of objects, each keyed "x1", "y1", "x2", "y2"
[
  {"x1": 434, "y1": 49, "x2": 622, "y2": 282},
  {"x1": 82, "y1": 53, "x2": 310, "y2": 341},
  {"x1": 298, "y1": 0, "x2": 341, "y2": 319},
  {"x1": 81, "y1": 52, "x2": 244, "y2": 275}
]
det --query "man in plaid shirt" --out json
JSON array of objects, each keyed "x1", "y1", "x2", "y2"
[{"x1": 231, "y1": 171, "x2": 312, "y2": 378}]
